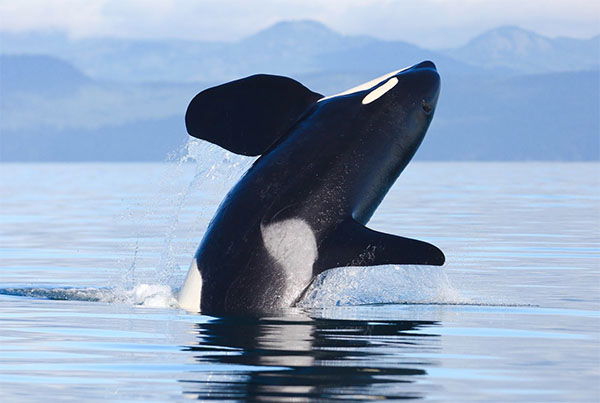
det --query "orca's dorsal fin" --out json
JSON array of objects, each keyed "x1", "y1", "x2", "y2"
[
  {"x1": 314, "y1": 218, "x2": 445, "y2": 274},
  {"x1": 185, "y1": 74, "x2": 323, "y2": 156}
]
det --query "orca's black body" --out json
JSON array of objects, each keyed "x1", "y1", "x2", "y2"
[{"x1": 179, "y1": 61, "x2": 444, "y2": 314}]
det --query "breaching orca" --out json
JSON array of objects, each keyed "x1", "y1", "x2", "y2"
[{"x1": 178, "y1": 61, "x2": 444, "y2": 314}]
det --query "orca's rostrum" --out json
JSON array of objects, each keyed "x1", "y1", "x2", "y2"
[{"x1": 178, "y1": 61, "x2": 444, "y2": 314}]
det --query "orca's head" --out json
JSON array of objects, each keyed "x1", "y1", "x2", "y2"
[
  {"x1": 319, "y1": 61, "x2": 440, "y2": 161},
  {"x1": 359, "y1": 60, "x2": 440, "y2": 121}
]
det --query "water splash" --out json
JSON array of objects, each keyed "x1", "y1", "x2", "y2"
[
  {"x1": 106, "y1": 137, "x2": 473, "y2": 311},
  {"x1": 114, "y1": 138, "x2": 254, "y2": 294},
  {"x1": 297, "y1": 265, "x2": 468, "y2": 308},
  {"x1": 0, "y1": 284, "x2": 178, "y2": 309},
  {"x1": 0, "y1": 269, "x2": 527, "y2": 309}
]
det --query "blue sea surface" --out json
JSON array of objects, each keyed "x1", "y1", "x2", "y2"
[{"x1": 1, "y1": 150, "x2": 599, "y2": 401}]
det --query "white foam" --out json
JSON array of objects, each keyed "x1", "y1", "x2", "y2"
[
  {"x1": 123, "y1": 284, "x2": 179, "y2": 308},
  {"x1": 0, "y1": 284, "x2": 180, "y2": 309},
  {"x1": 1, "y1": 275, "x2": 528, "y2": 310},
  {"x1": 297, "y1": 265, "x2": 467, "y2": 308},
  {"x1": 98, "y1": 284, "x2": 180, "y2": 308}
]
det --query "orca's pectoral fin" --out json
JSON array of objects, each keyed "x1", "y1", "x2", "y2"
[
  {"x1": 185, "y1": 74, "x2": 323, "y2": 156},
  {"x1": 314, "y1": 219, "x2": 445, "y2": 274}
]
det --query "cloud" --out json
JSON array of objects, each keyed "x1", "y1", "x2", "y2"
[{"x1": 0, "y1": 0, "x2": 598, "y2": 47}]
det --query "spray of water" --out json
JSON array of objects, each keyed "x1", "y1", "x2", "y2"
[
  {"x1": 109, "y1": 137, "x2": 254, "y2": 308},
  {"x1": 297, "y1": 265, "x2": 467, "y2": 308},
  {"x1": 112, "y1": 139, "x2": 471, "y2": 310},
  {"x1": 0, "y1": 285, "x2": 179, "y2": 308}
]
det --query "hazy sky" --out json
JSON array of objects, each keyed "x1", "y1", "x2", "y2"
[{"x1": 1, "y1": 0, "x2": 598, "y2": 48}]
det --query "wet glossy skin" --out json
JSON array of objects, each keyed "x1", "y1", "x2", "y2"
[{"x1": 195, "y1": 62, "x2": 441, "y2": 314}]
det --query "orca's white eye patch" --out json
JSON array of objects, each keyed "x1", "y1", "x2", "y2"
[{"x1": 362, "y1": 77, "x2": 399, "y2": 105}]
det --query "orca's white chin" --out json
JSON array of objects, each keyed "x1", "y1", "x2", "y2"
[{"x1": 178, "y1": 260, "x2": 202, "y2": 312}]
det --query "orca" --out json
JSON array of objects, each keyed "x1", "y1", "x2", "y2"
[{"x1": 178, "y1": 61, "x2": 444, "y2": 314}]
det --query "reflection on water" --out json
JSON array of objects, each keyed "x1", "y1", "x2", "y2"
[{"x1": 181, "y1": 315, "x2": 438, "y2": 400}]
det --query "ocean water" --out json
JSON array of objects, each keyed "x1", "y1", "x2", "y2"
[{"x1": 1, "y1": 143, "x2": 599, "y2": 401}]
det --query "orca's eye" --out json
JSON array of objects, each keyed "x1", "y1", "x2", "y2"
[{"x1": 422, "y1": 100, "x2": 433, "y2": 114}]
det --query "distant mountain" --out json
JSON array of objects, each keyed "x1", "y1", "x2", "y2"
[
  {"x1": 225, "y1": 20, "x2": 374, "y2": 77},
  {"x1": 422, "y1": 70, "x2": 599, "y2": 161},
  {"x1": 2, "y1": 22, "x2": 597, "y2": 84},
  {"x1": 0, "y1": 21, "x2": 598, "y2": 161},
  {"x1": 0, "y1": 30, "x2": 224, "y2": 82},
  {"x1": 0, "y1": 54, "x2": 90, "y2": 94},
  {"x1": 446, "y1": 26, "x2": 600, "y2": 73},
  {"x1": 0, "y1": 54, "x2": 199, "y2": 132},
  {"x1": 241, "y1": 20, "x2": 371, "y2": 53},
  {"x1": 1, "y1": 54, "x2": 597, "y2": 161},
  {"x1": 0, "y1": 20, "x2": 477, "y2": 83}
]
